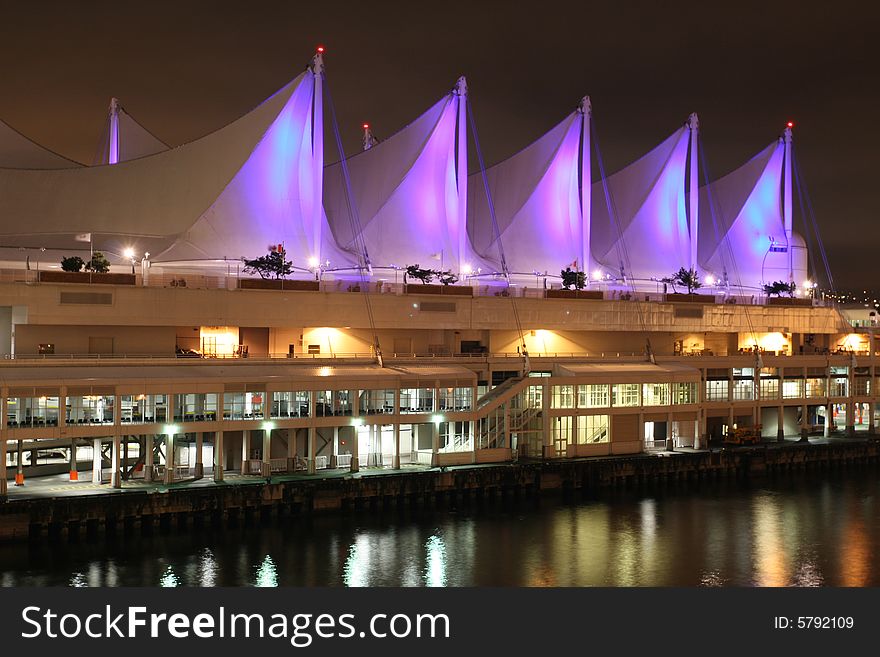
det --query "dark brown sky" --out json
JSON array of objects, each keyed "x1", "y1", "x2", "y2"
[{"x1": 0, "y1": 0, "x2": 876, "y2": 288}]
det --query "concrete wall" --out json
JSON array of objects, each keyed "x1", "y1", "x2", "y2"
[
  {"x1": 0, "y1": 282, "x2": 846, "y2": 336},
  {"x1": 15, "y1": 324, "x2": 177, "y2": 356}
]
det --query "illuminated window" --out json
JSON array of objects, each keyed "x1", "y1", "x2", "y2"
[
  {"x1": 400, "y1": 388, "x2": 434, "y2": 414},
  {"x1": 642, "y1": 383, "x2": 670, "y2": 406},
  {"x1": 673, "y1": 382, "x2": 698, "y2": 404},
  {"x1": 704, "y1": 380, "x2": 728, "y2": 401},
  {"x1": 120, "y1": 394, "x2": 167, "y2": 423},
  {"x1": 577, "y1": 415, "x2": 610, "y2": 444},
  {"x1": 551, "y1": 385, "x2": 575, "y2": 409},
  {"x1": 611, "y1": 383, "x2": 640, "y2": 407},
  {"x1": 6, "y1": 396, "x2": 60, "y2": 427},
  {"x1": 577, "y1": 384, "x2": 609, "y2": 408},
  {"x1": 782, "y1": 378, "x2": 804, "y2": 399},
  {"x1": 806, "y1": 378, "x2": 826, "y2": 398}
]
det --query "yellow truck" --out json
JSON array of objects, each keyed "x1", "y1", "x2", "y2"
[{"x1": 723, "y1": 424, "x2": 762, "y2": 446}]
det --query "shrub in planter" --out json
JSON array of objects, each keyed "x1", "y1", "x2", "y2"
[{"x1": 61, "y1": 256, "x2": 85, "y2": 272}]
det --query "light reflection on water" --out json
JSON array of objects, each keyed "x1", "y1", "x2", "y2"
[{"x1": 1, "y1": 471, "x2": 879, "y2": 587}]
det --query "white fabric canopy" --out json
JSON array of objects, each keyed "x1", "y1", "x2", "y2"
[
  {"x1": 0, "y1": 71, "x2": 340, "y2": 266},
  {"x1": 93, "y1": 107, "x2": 170, "y2": 165},
  {"x1": 468, "y1": 112, "x2": 583, "y2": 275},
  {"x1": 699, "y1": 139, "x2": 807, "y2": 290},
  {"x1": 591, "y1": 126, "x2": 691, "y2": 281},
  {"x1": 0, "y1": 119, "x2": 82, "y2": 169},
  {"x1": 324, "y1": 89, "x2": 476, "y2": 273}
]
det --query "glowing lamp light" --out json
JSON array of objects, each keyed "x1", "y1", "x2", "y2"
[
  {"x1": 432, "y1": 414, "x2": 444, "y2": 425},
  {"x1": 705, "y1": 274, "x2": 715, "y2": 286},
  {"x1": 164, "y1": 424, "x2": 179, "y2": 436},
  {"x1": 592, "y1": 270, "x2": 603, "y2": 281},
  {"x1": 462, "y1": 264, "x2": 473, "y2": 275},
  {"x1": 262, "y1": 421, "x2": 276, "y2": 432},
  {"x1": 123, "y1": 247, "x2": 135, "y2": 259},
  {"x1": 308, "y1": 256, "x2": 319, "y2": 268}
]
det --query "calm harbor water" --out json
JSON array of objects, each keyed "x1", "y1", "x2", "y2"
[{"x1": 2, "y1": 470, "x2": 879, "y2": 587}]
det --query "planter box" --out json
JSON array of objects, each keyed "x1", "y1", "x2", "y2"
[
  {"x1": 665, "y1": 293, "x2": 716, "y2": 303},
  {"x1": 405, "y1": 284, "x2": 473, "y2": 296},
  {"x1": 238, "y1": 278, "x2": 319, "y2": 291},
  {"x1": 767, "y1": 297, "x2": 813, "y2": 306},
  {"x1": 39, "y1": 271, "x2": 136, "y2": 285},
  {"x1": 545, "y1": 289, "x2": 604, "y2": 300}
]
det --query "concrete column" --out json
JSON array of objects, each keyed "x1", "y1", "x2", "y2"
[
  {"x1": 800, "y1": 403, "x2": 809, "y2": 440},
  {"x1": 777, "y1": 405, "x2": 785, "y2": 442},
  {"x1": 846, "y1": 401, "x2": 856, "y2": 437},
  {"x1": 868, "y1": 401, "x2": 876, "y2": 436},
  {"x1": 69, "y1": 438, "x2": 79, "y2": 481},
  {"x1": 727, "y1": 405, "x2": 734, "y2": 439},
  {"x1": 350, "y1": 424, "x2": 359, "y2": 473},
  {"x1": 0, "y1": 440, "x2": 7, "y2": 496},
  {"x1": 694, "y1": 415, "x2": 703, "y2": 450},
  {"x1": 666, "y1": 412, "x2": 675, "y2": 451},
  {"x1": 213, "y1": 431, "x2": 224, "y2": 482},
  {"x1": 330, "y1": 426, "x2": 339, "y2": 468},
  {"x1": 285, "y1": 429, "x2": 297, "y2": 472},
  {"x1": 430, "y1": 421, "x2": 440, "y2": 467},
  {"x1": 638, "y1": 411, "x2": 645, "y2": 449},
  {"x1": 15, "y1": 440, "x2": 23, "y2": 486},
  {"x1": 541, "y1": 381, "x2": 552, "y2": 458},
  {"x1": 307, "y1": 427, "x2": 316, "y2": 474},
  {"x1": 823, "y1": 403, "x2": 831, "y2": 437},
  {"x1": 163, "y1": 434, "x2": 175, "y2": 484},
  {"x1": 261, "y1": 429, "x2": 271, "y2": 477},
  {"x1": 240, "y1": 430, "x2": 251, "y2": 475},
  {"x1": 92, "y1": 437, "x2": 102, "y2": 483},
  {"x1": 111, "y1": 434, "x2": 122, "y2": 489},
  {"x1": 122, "y1": 435, "x2": 129, "y2": 480},
  {"x1": 393, "y1": 421, "x2": 401, "y2": 469},
  {"x1": 58, "y1": 387, "x2": 67, "y2": 429},
  {"x1": 194, "y1": 432, "x2": 204, "y2": 479},
  {"x1": 144, "y1": 434, "x2": 154, "y2": 482}
]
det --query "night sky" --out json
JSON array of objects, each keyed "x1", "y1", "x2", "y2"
[{"x1": 0, "y1": 1, "x2": 876, "y2": 288}]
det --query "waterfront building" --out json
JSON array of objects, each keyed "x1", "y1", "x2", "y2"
[{"x1": 0, "y1": 49, "x2": 869, "y2": 495}]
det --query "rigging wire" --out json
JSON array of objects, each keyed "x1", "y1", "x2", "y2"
[
  {"x1": 698, "y1": 140, "x2": 760, "y2": 350},
  {"x1": 323, "y1": 75, "x2": 384, "y2": 367},
  {"x1": 466, "y1": 100, "x2": 530, "y2": 371},
  {"x1": 590, "y1": 117, "x2": 655, "y2": 362}
]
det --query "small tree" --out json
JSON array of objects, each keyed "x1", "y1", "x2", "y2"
[
  {"x1": 85, "y1": 251, "x2": 110, "y2": 273},
  {"x1": 671, "y1": 267, "x2": 701, "y2": 294},
  {"x1": 406, "y1": 264, "x2": 435, "y2": 284},
  {"x1": 763, "y1": 280, "x2": 796, "y2": 297},
  {"x1": 560, "y1": 267, "x2": 586, "y2": 290},
  {"x1": 60, "y1": 256, "x2": 85, "y2": 272},
  {"x1": 241, "y1": 248, "x2": 293, "y2": 279},
  {"x1": 438, "y1": 270, "x2": 458, "y2": 286}
]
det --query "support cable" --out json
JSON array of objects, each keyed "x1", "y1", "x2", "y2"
[
  {"x1": 466, "y1": 101, "x2": 530, "y2": 372},
  {"x1": 323, "y1": 77, "x2": 384, "y2": 366}
]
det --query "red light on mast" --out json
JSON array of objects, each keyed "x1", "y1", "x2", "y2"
[
  {"x1": 316, "y1": 46, "x2": 325, "y2": 54},
  {"x1": 362, "y1": 123, "x2": 370, "y2": 130},
  {"x1": 786, "y1": 121, "x2": 794, "y2": 128}
]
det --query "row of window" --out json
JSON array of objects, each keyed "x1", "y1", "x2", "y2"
[
  {"x1": 550, "y1": 383, "x2": 698, "y2": 409},
  {"x1": 5, "y1": 388, "x2": 476, "y2": 426},
  {"x1": 705, "y1": 377, "x2": 858, "y2": 401}
]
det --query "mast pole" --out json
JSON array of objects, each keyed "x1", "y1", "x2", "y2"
[
  {"x1": 783, "y1": 123, "x2": 794, "y2": 283},
  {"x1": 455, "y1": 76, "x2": 468, "y2": 277},
  {"x1": 311, "y1": 48, "x2": 325, "y2": 268},
  {"x1": 580, "y1": 97, "x2": 592, "y2": 280},
  {"x1": 108, "y1": 97, "x2": 120, "y2": 165},
  {"x1": 688, "y1": 112, "x2": 699, "y2": 274}
]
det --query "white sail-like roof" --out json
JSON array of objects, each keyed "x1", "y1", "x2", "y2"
[
  {"x1": 324, "y1": 87, "x2": 473, "y2": 273},
  {"x1": 591, "y1": 126, "x2": 691, "y2": 281},
  {"x1": 468, "y1": 111, "x2": 583, "y2": 275},
  {"x1": 699, "y1": 139, "x2": 807, "y2": 290},
  {"x1": 93, "y1": 106, "x2": 170, "y2": 165},
  {"x1": 0, "y1": 69, "x2": 345, "y2": 267},
  {"x1": 0, "y1": 119, "x2": 82, "y2": 169}
]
